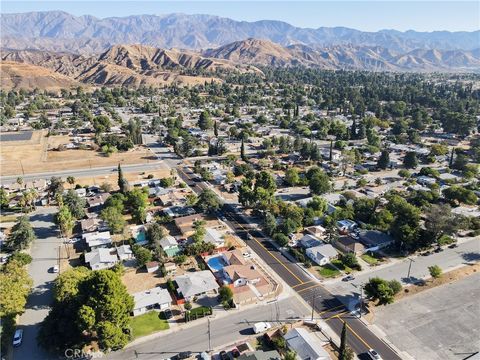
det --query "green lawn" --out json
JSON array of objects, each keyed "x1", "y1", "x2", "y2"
[
  {"x1": 361, "y1": 253, "x2": 379, "y2": 266},
  {"x1": 130, "y1": 311, "x2": 169, "y2": 339},
  {"x1": 317, "y1": 264, "x2": 341, "y2": 278},
  {"x1": 331, "y1": 259, "x2": 353, "y2": 273}
]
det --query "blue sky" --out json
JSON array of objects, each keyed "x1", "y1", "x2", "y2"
[{"x1": 2, "y1": 1, "x2": 479, "y2": 32}]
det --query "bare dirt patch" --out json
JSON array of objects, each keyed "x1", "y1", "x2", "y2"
[
  {"x1": 395, "y1": 262, "x2": 480, "y2": 301},
  {"x1": 65, "y1": 169, "x2": 172, "y2": 190},
  {"x1": 1, "y1": 131, "x2": 158, "y2": 175}
]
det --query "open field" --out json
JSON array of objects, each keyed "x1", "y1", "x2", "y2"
[
  {"x1": 66, "y1": 168, "x2": 172, "y2": 190},
  {"x1": 0, "y1": 131, "x2": 157, "y2": 176}
]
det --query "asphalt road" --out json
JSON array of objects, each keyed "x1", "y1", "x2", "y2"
[
  {"x1": 0, "y1": 162, "x2": 168, "y2": 185},
  {"x1": 12, "y1": 207, "x2": 61, "y2": 360},
  {"x1": 108, "y1": 297, "x2": 310, "y2": 360},
  {"x1": 177, "y1": 168, "x2": 402, "y2": 360},
  {"x1": 325, "y1": 237, "x2": 480, "y2": 298}
]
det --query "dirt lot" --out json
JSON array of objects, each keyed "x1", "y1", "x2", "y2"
[
  {"x1": 0, "y1": 130, "x2": 157, "y2": 175},
  {"x1": 66, "y1": 169, "x2": 172, "y2": 190}
]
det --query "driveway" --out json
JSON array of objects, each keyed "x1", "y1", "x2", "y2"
[
  {"x1": 12, "y1": 207, "x2": 61, "y2": 360},
  {"x1": 325, "y1": 237, "x2": 480, "y2": 300}
]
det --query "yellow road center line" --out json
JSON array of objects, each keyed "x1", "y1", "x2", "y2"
[
  {"x1": 317, "y1": 304, "x2": 346, "y2": 316},
  {"x1": 337, "y1": 318, "x2": 372, "y2": 349},
  {"x1": 228, "y1": 215, "x2": 304, "y2": 285},
  {"x1": 297, "y1": 283, "x2": 322, "y2": 293}
]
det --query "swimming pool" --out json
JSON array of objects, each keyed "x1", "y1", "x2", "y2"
[
  {"x1": 207, "y1": 256, "x2": 226, "y2": 272},
  {"x1": 136, "y1": 231, "x2": 147, "y2": 244}
]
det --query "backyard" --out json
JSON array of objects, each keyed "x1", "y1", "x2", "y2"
[{"x1": 130, "y1": 311, "x2": 170, "y2": 339}]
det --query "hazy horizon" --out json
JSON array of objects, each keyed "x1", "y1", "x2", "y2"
[{"x1": 2, "y1": 1, "x2": 479, "y2": 32}]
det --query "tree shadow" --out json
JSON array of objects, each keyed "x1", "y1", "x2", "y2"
[
  {"x1": 461, "y1": 252, "x2": 480, "y2": 262},
  {"x1": 401, "y1": 276, "x2": 426, "y2": 286}
]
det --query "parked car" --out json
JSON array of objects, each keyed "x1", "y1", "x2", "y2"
[
  {"x1": 13, "y1": 329, "x2": 23, "y2": 347},
  {"x1": 231, "y1": 348, "x2": 240, "y2": 358},
  {"x1": 434, "y1": 247, "x2": 444, "y2": 253},
  {"x1": 367, "y1": 349, "x2": 383, "y2": 360},
  {"x1": 448, "y1": 243, "x2": 458, "y2": 249},
  {"x1": 178, "y1": 351, "x2": 192, "y2": 359},
  {"x1": 199, "y1": 352, "x2": 210, "y2": 360},
  {"x1": 252, "y1": 322, "x2": 271, "y2": 334},
  {"x1": 51, "y1": 265, "x2": 59, "y2": 273},
  {"x1": 162, "y1": 309, "x2": 173, "y2": 319},
  {"x1": 219, "y1": 351, "x2": 229, "y2": 360},
  {"x1": 242, "y1": 252, "x2": 252, "y2": 258},
  {"x1": 342, "y1": 275, "x2": 355, "y2": 282}
]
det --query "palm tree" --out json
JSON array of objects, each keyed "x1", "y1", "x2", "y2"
[{"x1": 28, "y1": 188, "x2": 39, "y2": 211}]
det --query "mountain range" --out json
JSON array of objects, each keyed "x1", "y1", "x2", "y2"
[
  {"x1": 2, "y1": 39, "x2": 479, "y2": 90},
  {"x1": 2, "y1": 11, "x2": 479, "y2": 54},
  {"x1": 1, "y1": 11, "x2": 479, "y2": 89}
]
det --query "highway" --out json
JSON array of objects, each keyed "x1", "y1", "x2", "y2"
[{"x1": 177, "y1": 167, "x2": 402, "y2": 360}]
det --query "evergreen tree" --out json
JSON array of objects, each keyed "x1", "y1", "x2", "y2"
[
  {"x1": 350, "y1": 118, "x2": 357, "y2": 139},
  {"x1": 403, "y1": 151, "x2": 418, "y2": 169},
  {"x1": 241, "y1": 138, "x2": 247, "y2": 161},
  {"x1": 214, "y1": 121, "x2": 218, "y2": 137},
  {"x1": 117, "y1": 164, "x2": 126, "y2": 193},
  {"x1": 377, "y1": 149, "x2": 390, "y2": 169},
  {"x1": 339, "y1": 322, "x2": 347, "y2": 360},
  {"x1": 329, "y1": 140, "x2": 333, "y2": 161}
]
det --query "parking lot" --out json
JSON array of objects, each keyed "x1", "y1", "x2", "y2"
[{"x1": 373, "y1": 272, "x2": 480, "y2": 360}]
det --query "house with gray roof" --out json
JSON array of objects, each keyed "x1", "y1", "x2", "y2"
[
  {"x1": 174, "y1": 270, "x2": 219, "y2": 301},
  {"x1": 85, "y1": 248, "x2": 118, "y2": 270},
  {"x1": 284, "y1": 327, "x2": 331, "y2": 360},
  {"x1": 305, "y1": 244, "x2": 338, "y2": 266},
  {"x1": 132, "y1": 287, "x2": 173, "y2": 316}
]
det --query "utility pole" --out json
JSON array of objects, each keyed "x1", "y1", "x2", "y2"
[
  {"x1": 311, "y1": 289, "x2": 316, "y2": 321},
  {"x1": 207, "y1": 317, "x2": 212, "y2": 352},
  {"x1": 407, "y1": 258, "x2": 415, "y2": 281},
  {"x1": 359, "y1": 284, "x2": 364, "y2": 318}
]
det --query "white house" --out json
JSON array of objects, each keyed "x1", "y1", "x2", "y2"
[
  {"x1": 306, "y1": 244, "x2": 338, "y2": 266},
  {"x1": 85, "y1": 248, "x2": 119, "y2": 270},
  {"x1": 117, "y1": 245, "x2": 134, "y2": 261},
  {"x1": 204, "y1": 227, "x2": 225, "y2": 248},
  {"x1": 132, "y1": 287, "x2": 173, "y2": 316},
  {"x1": 83, "y1": 231, "x2": 112, "y2": 250}
]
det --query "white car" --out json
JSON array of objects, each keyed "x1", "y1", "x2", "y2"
[
  {"x1": 367, "y1": 349, "x2": 383, "y2": 360},
  {"x1": 51, "y1": 265, "x2": 59, "y2": 273},
  {"x1": 242, "y1": 252, "x2": 252, "y2": 258},
  {"x1": 13, "y1": 329, "x2": 23, "y2": 347},
  {"x1": 253, "y1": 322, "x2": 271, "y2": 334}
]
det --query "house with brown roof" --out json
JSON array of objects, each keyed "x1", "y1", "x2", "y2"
[
  {"x1": 223, "y1": 264, "x2": 263, "y2": 287},
  {"x1": 174, "y1": 214, "x2": 207, "y2": 237},
  {"x1": 333, "y1": 236, "x2": 365, "y2": 255}
]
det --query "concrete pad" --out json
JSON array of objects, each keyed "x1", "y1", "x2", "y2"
[{"x1": 373, "y1": 273, "x2": 480, "y2": 360}]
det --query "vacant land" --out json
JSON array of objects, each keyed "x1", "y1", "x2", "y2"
[
  {"x1": 68, "y1": 169, "x2": 172, "y2": 190},
  {"x1": 130, "y1": 312, "x2": 169, "y2": 339},
  {"x1": 0, "y1": 131, "x2": 156, "y2": 175},
  {"x1": 373, "y1": 272, "x2": 480, "y2": 360}
]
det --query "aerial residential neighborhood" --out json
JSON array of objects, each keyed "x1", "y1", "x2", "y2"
[{"x1": 0, "y1": 2, "x2": 479, "y2": 360}]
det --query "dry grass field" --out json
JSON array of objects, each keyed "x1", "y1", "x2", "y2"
[
  {"x1": 67, "y1": 169, "x2": 172, "y2": 190},
  {"x1": 0, "y1": 130, "x2": 157, "y2": 175}
]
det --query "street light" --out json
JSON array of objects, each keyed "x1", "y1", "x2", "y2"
[{"x1": 407, "y1": 257, "x2": 415, "y2": 281}]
